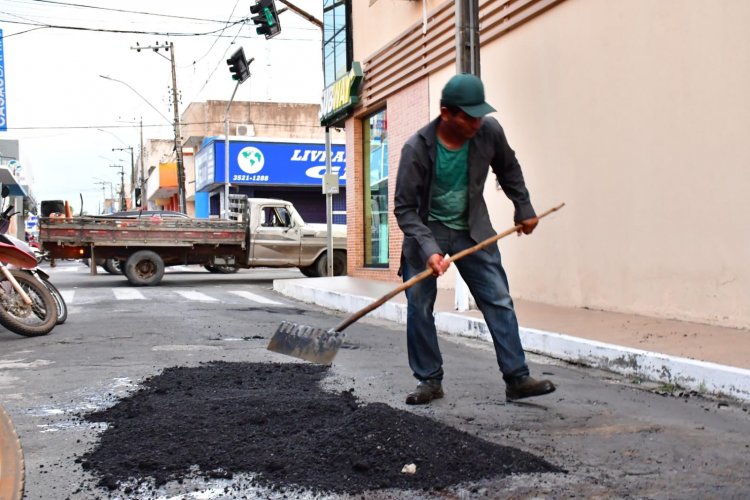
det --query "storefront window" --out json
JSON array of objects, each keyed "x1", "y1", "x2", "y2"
[
  {"x1": 363, "y1": 109, "x2": 388, "y2": 267},
  {"x1": 323, "y1": 0, "x2": 351, "y2": 87}
]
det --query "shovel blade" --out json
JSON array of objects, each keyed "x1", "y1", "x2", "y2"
[{"x1": 267, "y1": 321, "x2": 344, "y2": 365}]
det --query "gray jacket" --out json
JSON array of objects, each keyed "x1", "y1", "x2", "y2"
[{"x1": 394, "y1": 116, "x2": 535, "y2": 269}]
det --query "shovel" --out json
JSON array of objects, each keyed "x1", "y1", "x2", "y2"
[{"x1": 267, "y1": 203, "x2": 565, "y2": 365}]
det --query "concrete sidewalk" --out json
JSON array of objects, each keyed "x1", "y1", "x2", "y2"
[{"x1": 273, "y1": 276, "x2": 750, "y2": 402}]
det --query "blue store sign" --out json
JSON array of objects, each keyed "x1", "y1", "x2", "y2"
[{"x1": 195, "y1": 139, "x2": 346, "y2": 192}]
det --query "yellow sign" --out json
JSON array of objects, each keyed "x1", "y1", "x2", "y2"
[{"x1": 320, "y1": 62, "x2": 363, "y2": 126}]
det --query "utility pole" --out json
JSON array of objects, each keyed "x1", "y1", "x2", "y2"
[
  {"x1": 456, "y1": 0, "x2": 480, "y2": 75},
  {"x1": 113, "y1": 146, "x2": 134, "y2": 208},
  {"x1": 110, "y1": 165, "x2": 127, "y2": 211},
  {"x1": 169, "y1": 42, "x2": 186, "y2": 214},
  {"x1": 139, "y1": 117, "x2": 146, "y2": 208},
  {"x1": 93, "y1": 180, "x2": 113, "y2": 213},
  {"x1": 94, "y1": 182, "x2": 106, "y2": 214},
  {"x1": 131, "y1": 41, "x2": 186, "y2": 214}
]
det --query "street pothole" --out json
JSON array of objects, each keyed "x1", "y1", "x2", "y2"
[{"x1": 79, "y1": 361, "x2": 563, "y2": 496}]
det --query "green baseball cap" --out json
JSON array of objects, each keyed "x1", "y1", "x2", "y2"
[{"x1": 440, "y1": 73, "x2": 496, "y2": 117}]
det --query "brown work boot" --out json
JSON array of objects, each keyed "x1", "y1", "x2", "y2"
[
  {"x1": 505, "y1": 375, "x2": 556, "y2": 401},
  {"x1": 405, "y1": 380, "x2": 444, "y2": 405}
]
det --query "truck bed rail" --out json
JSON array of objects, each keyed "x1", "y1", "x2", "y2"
[{"x1": 39, "y1": 216, "x2": 246, "y2": 247}]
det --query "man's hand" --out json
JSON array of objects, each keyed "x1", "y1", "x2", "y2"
[
  {"x1": 517, "y1": 216, "x2": 539, "y2": 236},
  {"x1": 427, "y1": 253, "x2": 450, "y2": 276}
]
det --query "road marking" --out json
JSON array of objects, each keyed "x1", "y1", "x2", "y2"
[
  {"x1": 174, "y1": 290, "x2": 219, "y2": 302},
  {"x1": 230, "y1": 290, "x2": 282, "y2": 305},
  {"x1": 112, "y1": 289, "x2": 146, "y2": 300},
  {"x1": 166, "y1": 266, "x2": 193, "y2": 273},
  {"x1": 46, "y1": 266, "x2": 84, "y2": 273},
  {"x1": 60, "y1": 290, "x2": 75, "y2": 304}
]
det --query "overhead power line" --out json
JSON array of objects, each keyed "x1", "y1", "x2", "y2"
[
  {"x1": 4, "y1": 120, "x2": 326, "y2": 131},
  {"x1": 27, "y1": 0, "x2": 230, "y2": 24},
  {"x1": 0, "y1": 17, "x2": 247, "y2": 37},
  {"x1": 0, "y1": 16, "x2": 320, "y2": 40}
]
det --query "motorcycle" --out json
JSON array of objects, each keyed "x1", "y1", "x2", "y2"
[
  {"x1": 0, "y1": 233, "x2": 67, "y2": 326},
  {"x1": 0, "y1": 187, "x2": 59, "y2": 336}
]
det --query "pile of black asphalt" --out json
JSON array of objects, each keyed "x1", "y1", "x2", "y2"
[{"x1": 79, "y1": 361, "x2": 562, "y2": 496}]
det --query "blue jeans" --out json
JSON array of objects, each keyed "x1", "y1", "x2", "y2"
[{"x1": 403, "y1": 222, "x2": 530, "y2": 383}]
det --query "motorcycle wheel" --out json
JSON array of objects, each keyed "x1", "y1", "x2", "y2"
[
  {"x1": 40, "y1": 277, "x2": 67, "y2": 325},
  {"x1": 0, "y1": 270, "x2": 57, "y2": 337}
]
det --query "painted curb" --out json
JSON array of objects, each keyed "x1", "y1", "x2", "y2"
[{"x1": 273, "y1": 280, "x2": 750, "y2": 402}]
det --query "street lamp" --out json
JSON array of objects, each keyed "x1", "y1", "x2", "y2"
[{"x1": 99, "y1": 74, "x2": 186, "y2": 213}]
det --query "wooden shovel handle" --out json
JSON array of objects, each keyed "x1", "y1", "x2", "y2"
[{"x1": 333, "y1": 203, "x2": 565, "y2": 333}]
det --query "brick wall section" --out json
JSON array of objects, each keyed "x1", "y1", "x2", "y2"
[{"x1": 346, "y1": 79, "x2": 430, "y2": 283}]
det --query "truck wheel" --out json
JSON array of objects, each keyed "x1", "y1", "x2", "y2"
[
  {"x1": 124, "y1": 250, "x2": 165, "y2": 286},
  {"x1": 299, "y1": 266, "x2": 318, "y2": 278},
  {"x1": 102, "y1": 259, "x2": 123, "y2": 275},
  {"x1": 315, "y1": 250, "x2": 347, "y2": 277}
]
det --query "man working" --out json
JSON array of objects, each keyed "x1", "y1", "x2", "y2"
[{"x1": 394, "y1": 73, "x2": 556, "y2": 405}]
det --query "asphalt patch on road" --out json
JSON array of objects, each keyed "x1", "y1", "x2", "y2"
[{"x1": 80, "y1": 362, "x2": 562, "y2": 496}]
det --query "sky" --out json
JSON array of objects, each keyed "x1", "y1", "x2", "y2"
[{"x1": 0, "y1": 0, "x2": 324, "y2": 214}]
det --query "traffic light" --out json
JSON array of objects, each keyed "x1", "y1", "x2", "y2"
[
  {"x1": 134, "y1": 188, "x2": 142, "y2": 207},
  {"x1": 226, "y1": 47, "x2": 251, "y2": 83},
  {"x1": 250, "y1": 0, "x2": 281, "y2": 40}
]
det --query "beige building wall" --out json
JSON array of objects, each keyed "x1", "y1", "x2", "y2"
[
  {"x1": 349, "y1": 0, "x2": 750, "y2": 329},
  {"x1": 181, "y1": 101, "x2": 340, "y2": 142},
  {"x1": 352, "y1": 0, "x2": 446, "y2": 59}
]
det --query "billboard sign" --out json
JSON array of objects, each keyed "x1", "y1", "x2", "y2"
[{"x1": 196, "y1": 139, "x2": 346, "y2": 192}]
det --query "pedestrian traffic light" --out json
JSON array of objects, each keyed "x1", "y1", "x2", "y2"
[
  {"x1": 134, "y1": 188, "x2": 142, "y2": 207},
  {"x1": 226, "y1": 47, "x2": 251, "y2": 83},
  {"x1": 250, "y1": 0, "x2": 281, "y2": 40}
]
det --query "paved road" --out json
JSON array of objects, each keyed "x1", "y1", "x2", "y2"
[{"x1": 1, "y1": 261, "x2": 749, "y2": 498}]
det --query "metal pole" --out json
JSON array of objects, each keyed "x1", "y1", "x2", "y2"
[
  {"x1": 325, "y1": 126, "x2": 333, "y2": 277},
  {"x1": 455, "y1": 0, "x2": 481, "y2": 310},
  {"x1": 139, "y1": 117, "x2": 146, "y2": 209},
  {"x1": 468, "y1": 0, "x2": 479, "y2": 76},
  {"x1": 120, "y1": 168, "x2": 126, "y2": 210},
  {"x1": 113, "y1": 146, "x2": 135, "y2": 208},
  {"x1": 455, "y1": 0, "x2": 466, "y2": 73},
  {"x1": 455, "y1": 0, "x2": 481, "y2": 75},
  {"x1": 129, "y1": 147, "x2": 135, "y2": 206},
  {"x1": 276, "y1": 0, "x2": 323, "y2": 30},
  {"x1": 109, "y1": 165, "x2": 126, "y2": 210},
  {"x1": 224, "y1": 80, "x2": 241, "y2": 220},
  {"x1": 169, "y1": 42, "x2": 187, "y2": 214}
]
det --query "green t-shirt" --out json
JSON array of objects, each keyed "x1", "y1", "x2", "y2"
[{"x1": 428, "y1": 140, "x2": 469, "y2": 230}]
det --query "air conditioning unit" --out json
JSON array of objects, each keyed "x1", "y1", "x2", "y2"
[{"x1": 235, "y1": 123, "x2": 255, "y2": 136}]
